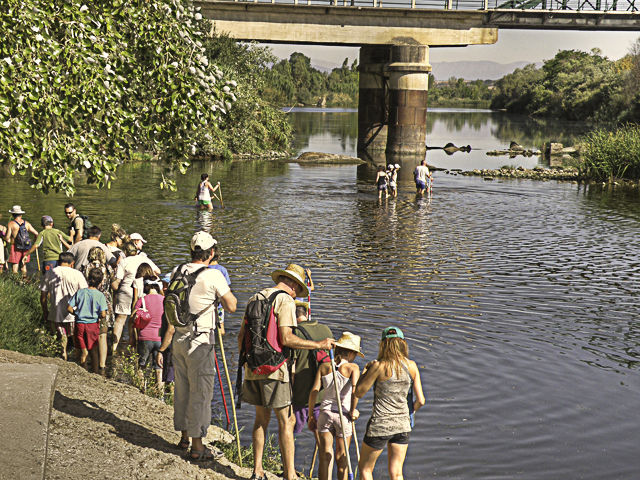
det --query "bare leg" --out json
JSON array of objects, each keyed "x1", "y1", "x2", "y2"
[
  {"x1": 89, "y1": 346, "x2": 100, "y2": 374},
  {"x1": 387, "y1": 442, "x2": 409, "y2": 480},
  {"x1": 335, "y1": 434, "x2": 352, "y2": 480},
  {"x1": 318, "y1": 431, "x2": 335, "y2": 480},
  {"x1": 252, "y1": 406, "x2": 272, "y2": 478},
  {"x1": 98, "y1": 332, "x2": 108, "y2": 368},
  {"x1": 78, "y1": 348, "x2": 88, "y2": 370},
  {"x1": 358, "y1": 442, "x2": 384, "y2": 480},
  {"x1": 112, "y1": 314, "x2": 128, "y2": 354},
  {"x1": 274, "y1": 405, "x2": 297, "y2": 480}
]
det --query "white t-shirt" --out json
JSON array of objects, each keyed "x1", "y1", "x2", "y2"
[
  {"x1": 116, "y1": 254, "x2": 161, "y2": 289},
  {"x1": 39, "y1": 266, "x2": 88, "y2": 323},
  {"x1": 415, "y1": 165, "x2": 430, "y2": 183},
  {"x1": 172, "y1": 263, "x2": 230, "y2": 345}
]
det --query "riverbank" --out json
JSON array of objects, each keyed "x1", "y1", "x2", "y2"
[{"x1": 0, "y1": 348, "x2": 270, "y2": 480}]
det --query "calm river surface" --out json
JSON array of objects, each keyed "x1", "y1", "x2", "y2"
[{"x1": 2, "y1": 108, "x2": 640, "y2": 479}]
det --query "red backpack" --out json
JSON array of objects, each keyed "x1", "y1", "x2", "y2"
[{"x1": 241, "y1": 290, "x2": 290, "y2": 376}]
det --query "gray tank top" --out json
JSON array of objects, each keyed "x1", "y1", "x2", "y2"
[{"x1": 365, "y1": 362, "x2": 412, "y2": 438}]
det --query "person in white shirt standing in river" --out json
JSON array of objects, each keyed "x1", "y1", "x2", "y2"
[
  {"x1": 414, "y1": 159, "x2": 432, "y2": 195},
  {"x1": 194, "y1": 173, "x2": 220, "y2": 211}
]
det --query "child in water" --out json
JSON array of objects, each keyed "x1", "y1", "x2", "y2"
[
  {"x1": 374, "y1": 165, "x2": 389, "y2": 200},
  {"x1": 308, "y1": 332, "x2": 364, "y2": 480}
]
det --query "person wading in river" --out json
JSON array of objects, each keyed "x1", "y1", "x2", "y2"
[{"x1": 194, "y1": 173, "x2": 220, "y2": 211}]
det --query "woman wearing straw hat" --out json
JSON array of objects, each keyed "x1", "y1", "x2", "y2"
[
  {"x1": 308, "y1": 332, "x2": 364, "y2": 480},
  {"x1": 354, "y1": 327, "x2": 426, "y2": 480}
]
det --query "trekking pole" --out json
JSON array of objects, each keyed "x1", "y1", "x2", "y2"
[
  {"x1": 353, "y1": 422, "x2": 360, "y2": 478},
  {"x1": 309, "y1": 443, "x2": 318, "y2": 478},
  {"x1": 218, "y1": 182, "x2": 224, "y2": 208},
  {"x1": 329, "y1": 349, "x2": 354, "y2": 480},
  {"x1": 213, "y1": 348, "x2": 231, "y2": 430},
  {"x1": 35, "y1": 246, "x2": 41, "y2": 273},
  {"x1": 217, "y1": 325, "x2": 242, "y2": 467}
]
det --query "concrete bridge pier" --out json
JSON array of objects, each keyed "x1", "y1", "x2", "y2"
[
  {"x1": 357, "y1": 44, "x2": 431, "y2": 154},
  {"x1": 357, "y1": 46, "x2": 391, "y2": 152},
  {"x1": 386, "y1": 45, "x2": 431, "y2": 155}
]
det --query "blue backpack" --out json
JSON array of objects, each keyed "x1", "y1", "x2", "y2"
[{"x1": 13, "y1": 220, "x2": 31, "y2": 250}]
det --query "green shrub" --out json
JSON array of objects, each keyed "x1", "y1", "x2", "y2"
[{"x1": 0, "y1": 274, "x2": 44, "y2": 355}]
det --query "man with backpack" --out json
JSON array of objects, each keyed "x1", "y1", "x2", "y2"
[
  {"x1": 167, "y1": 231, "x2": 237, "y2": 462},
  {"x1": 4, "y1": 205, "x2": 39, "y2": 276},
  {"x1": 64, "y1": 203, "x2": 91, "y2": 244},
  {"x1": 238, "y1": 264, "x2": 335, "y2": 480}
]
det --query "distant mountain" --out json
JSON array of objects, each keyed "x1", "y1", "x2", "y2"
[
  {"x1": 311, "y1": 59, "x2": 342, "y2": 73},
  {"x1": 430, "y1": 61, "x2": 543, "y2": 81}
]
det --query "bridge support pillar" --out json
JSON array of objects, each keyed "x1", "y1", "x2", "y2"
[
  {"x1": 386, "y1": 45, "x2": 431, "y2": 155},
  {"x1": 357, "y1": 46, "x2": 391, "y2": 151}
]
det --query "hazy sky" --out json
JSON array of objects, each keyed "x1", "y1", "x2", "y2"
[{"x1": 266, "y1": 30, "x2": 640, "y2": 66}]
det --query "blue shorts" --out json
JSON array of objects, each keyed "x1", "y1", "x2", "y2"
[
  {"x1": 138, "y1": 340, "x2": 162, "y2": 370},
  {"x1": 416, "y1": 180, "x2": 426, "y2": 190},
  {"x1": 293, "y1": 403, "x2": 321, "y2": 435}
]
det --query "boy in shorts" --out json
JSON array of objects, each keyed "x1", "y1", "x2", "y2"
[
  {"x1": 67, "y1": 268, "x2": 108, "y2": 374},
  {"x1": 308, "y1": 332, "x2": 363, "y2": 480}
]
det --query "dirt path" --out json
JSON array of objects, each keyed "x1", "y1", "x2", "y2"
[{"x1": 0, "y1": 350, "x2": 268, "y2": 480}]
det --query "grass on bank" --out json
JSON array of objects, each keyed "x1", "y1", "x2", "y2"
[
  {"x1": 581, "y1": 124, "x2": 640, "y2": 181},
  {"x1": 0, "y1": 274, "x2": 56, "y2": 355}
]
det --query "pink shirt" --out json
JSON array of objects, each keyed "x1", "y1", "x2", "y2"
[{"x1": 134, "y1": 294, "x2": 164, "y2": 341}]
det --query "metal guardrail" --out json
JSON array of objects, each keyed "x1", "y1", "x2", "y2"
[{"x1": 229, "y1": 0, "x2": 637, "y2": 11}]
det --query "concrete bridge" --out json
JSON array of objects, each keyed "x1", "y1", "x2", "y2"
[{"x1": 197, "y1": 0, "x2": 640, "y2": 154}]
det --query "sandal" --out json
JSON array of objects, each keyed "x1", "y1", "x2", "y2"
[
  {"x1": 189, "y1": 446, "x2": 215, "y2": 462},
  {"x1": 176, "y1": 439, "x2": 190, "y2": 450},
  {"x1": 249, "y1": 474, "x2": 265, "y2": 480}
]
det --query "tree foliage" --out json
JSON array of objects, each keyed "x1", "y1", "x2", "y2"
[
  {"x1": 0, "y1": 0, "x2": 236, "y2": 195},
  {"x1": 263, "y1": 53, "x2": 359, "y2": 107}
]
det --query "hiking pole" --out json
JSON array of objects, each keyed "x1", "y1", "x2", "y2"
[
  {"x1": 309, "y1": 443, "x2": 318, "y2": 479},
  {"x1": 35, "y1": 246, "x2": 41, "y2": 273},
  {"x1": 218, "y1": 182, "x2": 224, "y2": 208},
  {"x1": 217, "y1": 325, "x2": 242, "y2": 467},
  {"x1": 329, "y1": 349, "x2": 354, "y2": 480},
  {"x1": 213, "y1": 347, "x2": 231, "y2": 430},
  {"x1": 353, "y1": 422, "x2": 360, "y2": 479}
]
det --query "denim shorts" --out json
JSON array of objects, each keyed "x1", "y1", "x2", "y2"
[
  {"x1": 363, "y1": 431, "x2": 411, "y2": 450},
  {"x1": 138, "y1": 340, "x2": 162, "y2": 370}
]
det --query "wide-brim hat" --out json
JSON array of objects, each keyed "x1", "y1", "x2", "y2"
[
  {"x1": 271, "y1": 264, "x2": 309, "y2": 298},
  {"x1": 9, "y1": 205, "x2": 25, "y2": 215},
  {"x1": 294, "y1": 300, "x2": 309, "y2": 310},
  {"x1": 336, "y1": 331, "x2": 365, "y2": 357}
]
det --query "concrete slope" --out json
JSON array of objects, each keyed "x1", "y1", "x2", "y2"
[{"x1": 0, "y1": 363, "x2": 58, "y2": 480}]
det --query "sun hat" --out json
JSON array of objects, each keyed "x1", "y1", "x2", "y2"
[
  {"x1": 271, "y1": 264, "x2": 309, "y2": 298},
  {"x1": 8, "y1": 205, "x2": 25, "y2": 215},
  {"x1": 387, "y1": 164, "x2": 394, "y2": 170},
  {"x1": 130, "y1": 233, "x2": 147, "y2": 244},
  {"x1": 336, "y1": 332, "x2": 365, "y2": 357},
  {"x1": 394, "y1": 164, "x2": 401, "y2": 169},
  {"x1": 381, "y1": 326, "x2": 404, "y2": 340},
  {"x1": 191, "y1": 231, "x2": 215, "y2": 251},
  {"x1": 295, "y1": 300, "x2": 309, "y2": 309}
]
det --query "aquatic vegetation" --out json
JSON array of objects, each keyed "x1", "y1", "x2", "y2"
[{"x1": 581, "y1": 124, "x2": 640, "y2": 180}]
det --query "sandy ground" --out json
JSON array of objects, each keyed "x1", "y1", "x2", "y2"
[{"x1": 0, "y1": 350, "x2": 275, "y2": 480}]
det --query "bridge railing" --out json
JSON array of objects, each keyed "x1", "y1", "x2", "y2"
[{"x1": 229, "y1": 0, "x2": 637, "y2": 11}]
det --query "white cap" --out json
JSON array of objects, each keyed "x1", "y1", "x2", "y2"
[
  {"x1": 191, "y1": 231, "x2": 216, "y2": 251},
  {"x1": 394, "y1": 164, "x2": 401, "y2": 169},
  {"x1": 130, "y1": 233, "x2": 147, "y2": 243}
]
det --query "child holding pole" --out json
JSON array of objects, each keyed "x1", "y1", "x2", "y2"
[{"x1": 308, "y1": 332, "x2": 364, "y2": 480}]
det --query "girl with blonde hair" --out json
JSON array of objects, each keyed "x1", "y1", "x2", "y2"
[
  {"x1": 106, "y1": 223, "x2": 129, "y2": 260},
  {"x1": 355, "y1": 327, "x2": 426, "y2": 480}
]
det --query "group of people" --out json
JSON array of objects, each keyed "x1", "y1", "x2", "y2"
[
  {"x1": 373, "y1": 160, "x2": 433, "y2": 199},
  {"x1": 2, "y1": 192, "x2": 426, "y2": 480}
]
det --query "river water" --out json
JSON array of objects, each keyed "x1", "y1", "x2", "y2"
[{"x1": 2, "y1": 108, "x2": 640, "y2": 479}]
